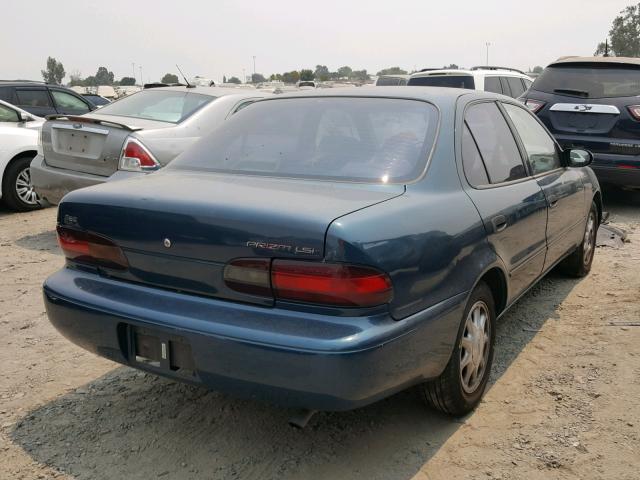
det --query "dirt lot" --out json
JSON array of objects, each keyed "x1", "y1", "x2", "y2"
[{"x1": 1, "y1": 189, "x2": 639, "y2": 480}]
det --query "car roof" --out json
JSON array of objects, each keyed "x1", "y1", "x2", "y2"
[
  {"x1": 550, "y1": 56, "x2": 640, "y2": 67},
  {"x1": 145, "y1": 85, "x2": 268, "y2": 98},
  {"x1": 410, "y1": 68, "x2": 529, "y2": 78}
]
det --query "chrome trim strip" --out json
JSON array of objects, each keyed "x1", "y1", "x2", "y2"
[
  {"x1": 550, "y1": 103, "x2": 620, "y2": 114},
  {"x1": 51, "y1": 123, "x2": 109, "y2": 135}
]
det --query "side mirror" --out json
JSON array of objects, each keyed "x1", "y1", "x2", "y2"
[
  {"x1": 566, "y1": 148, "x2": 593, "y2": 168},
  {"x1": 18, "y1": 112, "x2": 36, "y2": 122}
]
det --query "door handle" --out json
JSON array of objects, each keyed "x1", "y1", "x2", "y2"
[
  {"x1": 491, "y1": 215, "x2": 508, "y2": 233},
  {"x1": 548, "y1": 195, "x2": 559, "y2": 208}
]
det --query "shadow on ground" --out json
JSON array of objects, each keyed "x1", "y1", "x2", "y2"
[
  {"x1": 10, "y1": 270, "x2": 582, "y2": 480},
  {"x1": 15, "y1": 229, "x2": 59, "y2": 254}
]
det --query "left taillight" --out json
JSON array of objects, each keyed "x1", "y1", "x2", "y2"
[
  {"x1": 118, "y1": 137, "x2": 160, "y2": 172},
  {"x1": 224, "y1": 258, "x2": 393, "y2": 308},
  {"x1": 56, "y1": 225, "x2": 129, "y2": 270}
]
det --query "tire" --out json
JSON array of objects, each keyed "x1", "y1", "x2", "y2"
[
  {"x1": 559, "y1": 201, "x2": 598, "y2": 278},
  {"x1": 1, "y1": 155, "x2": 41, "y2": 212},
  {"x1": 420, "y1": 281, "x2": 496, "y2": 416}
]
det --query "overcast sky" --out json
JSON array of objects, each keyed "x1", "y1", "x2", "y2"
[{"x1": 1, "y1": 0, "x2": 632, "y2": 83}]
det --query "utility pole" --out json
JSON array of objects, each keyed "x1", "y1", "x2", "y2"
[
  {"x1": 132, "y1": 63, "x2": 136, "y2": 84},
  {"x1": 252, "y1": 56, "x2": 256, "y2": 75},
  {"x1": 139, "y1": 66, "x2": 143, "y2": 86},
  {"x1": 242, "y1": 68, "x2": 246, "y2": 83},
  {"x1": 604, "y1": 39, "x2": 610, "y2": 57},
  {"x1": 485, "y1": 42, "x2": 491, "y2": 66}
]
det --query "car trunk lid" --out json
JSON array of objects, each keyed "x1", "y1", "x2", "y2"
[
  {"x1": 58, "y1": 172, "x2": 404, "y2": 301},
  {"x1": 42, "y1": 114, "x2": 171, "y2": 177}
]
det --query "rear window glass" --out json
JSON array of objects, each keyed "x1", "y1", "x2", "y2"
[
  {"x1": 171, "y1": 97, "x2": 439, "y2": 184},
  {"x1": 14, "y1": 89, "x2": 52, "y2": 108},
  {"x1": 408, "y1": 75, "x2": 475, "y2": 89},
  {"x1": 533, "y1": 64, "x2": 640, "y2": 98},
  {"x1": 376, "y1": 76, "x2": 407, "y2": 86},
  {"x1": 96, "y1": 90, "x2": 213, "y2": 123}
]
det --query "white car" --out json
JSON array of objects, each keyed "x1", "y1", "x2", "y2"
[
  {"x1": 0, "y1": 100, "x2": 43, "y2": 211},
  {"x1": 407, "y1": 66, "x2": 533, "y2": 98}
]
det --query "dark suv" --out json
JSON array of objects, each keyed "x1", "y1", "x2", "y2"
[
  {"x1": 521, "y1": 57, "x2": 640, "y2": 188},
  {"x1": 0, "y1": 81, "x2": 96, "y2": 117}
]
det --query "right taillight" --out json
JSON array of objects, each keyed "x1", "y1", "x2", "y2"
[
  {"x1": 57, "y1": 225, "x2": 129, "y2": 270},
  {"x1": 627, "y1": 105, "x2": 640, "y2": 121},
  {"x1": 223, "y1": 258, "x2": 393, "y2": 308},
  {"x1": 119, "y1": 137, "x2": 160, "y2": 172},
  {"x1": 525, "y1": 99, "x2": 546, "y2": 114}
]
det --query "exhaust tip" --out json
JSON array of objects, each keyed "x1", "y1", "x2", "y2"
[{"x1": 288, "y1": 409, "x2": 317, "y2": 429}]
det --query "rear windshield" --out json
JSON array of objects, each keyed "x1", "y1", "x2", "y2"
[
  {"x1": 96, "y1": 90, "x2": 213, "y2": 123},
  {"x1": 376, "y1": 76, "x2": 407, "y2": 86},
  {"x1": 170, "y1": 97, "x2": 439, "y2": 183},
  {"x1": 408, "y1": 75, "x2": 475, "y2": 89},
  {"x1": 532, "y1": 64, "x2": 640, "y2": 98}
]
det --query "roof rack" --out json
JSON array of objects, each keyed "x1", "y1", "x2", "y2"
[
  {"x1": 0, "y1": 79, "x2": 48, "y2": 84},
  {"x1": 470, "y1": 66, "x2": 526, "y2": 74}
]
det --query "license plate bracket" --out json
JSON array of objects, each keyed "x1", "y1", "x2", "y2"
[{"x1": 127, "y1": 325, "x2": 196, "y2": 377}]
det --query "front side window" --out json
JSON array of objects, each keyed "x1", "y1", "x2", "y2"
[
  {"x1": 465, "y1": 102, "x2": 526, "y2": 184},
  {"x1": 14, "y1": 89, "x2": 52, "y2": 108},
  {"x1": 96, "y1": 90, "x2": 213, "y2": 123},
  {"x1": 408, "y1": 75, "x2": 475, "y2": 89},
  {"x1": 0, "y1": 104, "x2": 19, "y2": 122},
  {"x1": 51, "y1": 90, "x2": 90, "y2": 112},
  {"x1": 171, "y1": 97, "x2": 439, "y2": 184},
  {"x1": 503, "y1": 103, "x2": 561, "y2": 175}
]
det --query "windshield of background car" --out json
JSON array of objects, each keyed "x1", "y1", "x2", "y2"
[
  {"x1": 96, "y1": 90, "x2": 213, "y2": 123},
  {"x1": 170, "y1": 97, "x2": 439, "y2": 183},
  {"x1": 532, "y1": 64, "x2": 640, "y2": 98},
  {"x1": 408, "y1": 75, "x2": 475, "y2": 89}
]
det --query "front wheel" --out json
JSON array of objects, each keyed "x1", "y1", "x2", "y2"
[
  {"x1": 560, "y1": 201, "x2": 598, "y2": 277},
  {"x1": 420, "y1": 281, "x2": 496, "y2": 416},
  {"x1": 2, "y1": 155, "x2": 42, "y2": 212}
]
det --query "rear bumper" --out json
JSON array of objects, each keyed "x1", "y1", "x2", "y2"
[
  {"x1": 30, "y1": 154, "x2": 107, "y2": 205},
  {"x1": 43, "y1": 267, "x2": 465, "y2": 411}
]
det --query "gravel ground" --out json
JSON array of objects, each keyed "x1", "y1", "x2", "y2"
[{"x1": 1, "y1": 188, "x2": 639, "y2": 480}]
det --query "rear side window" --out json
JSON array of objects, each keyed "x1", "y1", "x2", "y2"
[
  {"x1": 503, "y1": 103, "x2": 561, "y2": 175},
  {"x1": 484, "y1": 77, "x2": 502, "y2": 94},
  {"x1": 408, "y1": 75, "x2": 475, "y2": 89},
  {"x1": 533, "y1": 64, "x2": 640, "y2": 98},
  {"x1": 506, "y1": 77, "x2": 525, "y2": 98},
  {"x1": 171, "y1": 97, "x2": 439, "y2": 184},
  {"x1": 14, "y1": 89, "x2": 52, "y2": 108},
  {"x1": 0, "y1": 86, "x2": 12, "y2": 102},
  {"x1": 465, "y1": 102, "x2": 526, "y2": 184},
  {"x1": 96, "y1": 90, "x2": 213, "y2": 123},
  {"x1": 523, "y1": 79, "x2": 533, "y2": 90},
  {"x1": 462, "y1": 123, "x2": 489, "y2": 186},
  {"x1": 51, "y1": 90, "x2": 90, "y2": 112}
]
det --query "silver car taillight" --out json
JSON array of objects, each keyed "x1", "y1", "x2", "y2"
[{"x1": 118, "y1": 137, "x2": 160, "y2": 172}]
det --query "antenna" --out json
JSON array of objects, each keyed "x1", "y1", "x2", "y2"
[{"x1": 176, "y1": 65, "x2": 195, "y2": 88}]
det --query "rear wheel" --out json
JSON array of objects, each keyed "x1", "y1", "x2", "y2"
[
  {"x1": 420, "y1": 282, "x2": 496, "y2": 416},
  {"x1": 2, "y1": 155, "x2": 41, "y2": 212},
  {"x1": 560, "y1": 201, "x2": 598, "y2": 277}
]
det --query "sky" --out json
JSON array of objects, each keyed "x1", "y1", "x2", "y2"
[{"x1": 1, "y1": 0, "x2": 633, "y2": 84}]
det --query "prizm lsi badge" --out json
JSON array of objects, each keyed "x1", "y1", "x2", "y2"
[
  {"x1": 63, "y1": 214, "x2": 79, "y2": 226},
  {"x1": 246, "y1": 241, "x2": 318, "y2": 255}
]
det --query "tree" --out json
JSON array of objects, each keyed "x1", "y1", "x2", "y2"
[
  {"x1": 94, "y1": 67, "x2": 115, "y2": 85},
  {"x1": 251, "y1": 73, "x2": 266, "y2": 83},
  {"x1": 119, "y1": 76, "x2": 136, "y2": 86},
  {"x1": 227, "y1": 76, "x2": 241, "y2": 84},
  {"x1": 351, "y1": 69, "x2": 369, "y2": 82},
  {"x1": 443, "y1": 64, "x2": 459, "y2": 70},
  {"x1": 314, "y1": 65, "x2": 330, "y2": 81},
  {"x1": 281, "y1": 71, "x2": 300, "y2": 84},
  {"x1": 337, "y1": 66, "x2": 352, "y2": 79},
  {"x1": 299, "y1": 69, "x2": 315, "y2": 81},
  {"x1": 161, "y1": 73, "x2": 179, "y2": 84},
  {"x1": 595, "y1": 3, "x2": 640, "y2": 56},
  {"x1": 376, "y1": 66, "x2": 407, "y2": 76},
  {"x1": 41, "y1": 57, "x2": 65, "y2": 85},
  {"x1": 532, "y1": 66, "x2": 544, "y2": 74},
  {"x1": 68, "y1": 70, "x2": 84, "y2": 87}
]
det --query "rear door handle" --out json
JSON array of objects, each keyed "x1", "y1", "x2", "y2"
[{"x1": 491, "y1": 215, "x2": 508, "y2": 233}]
